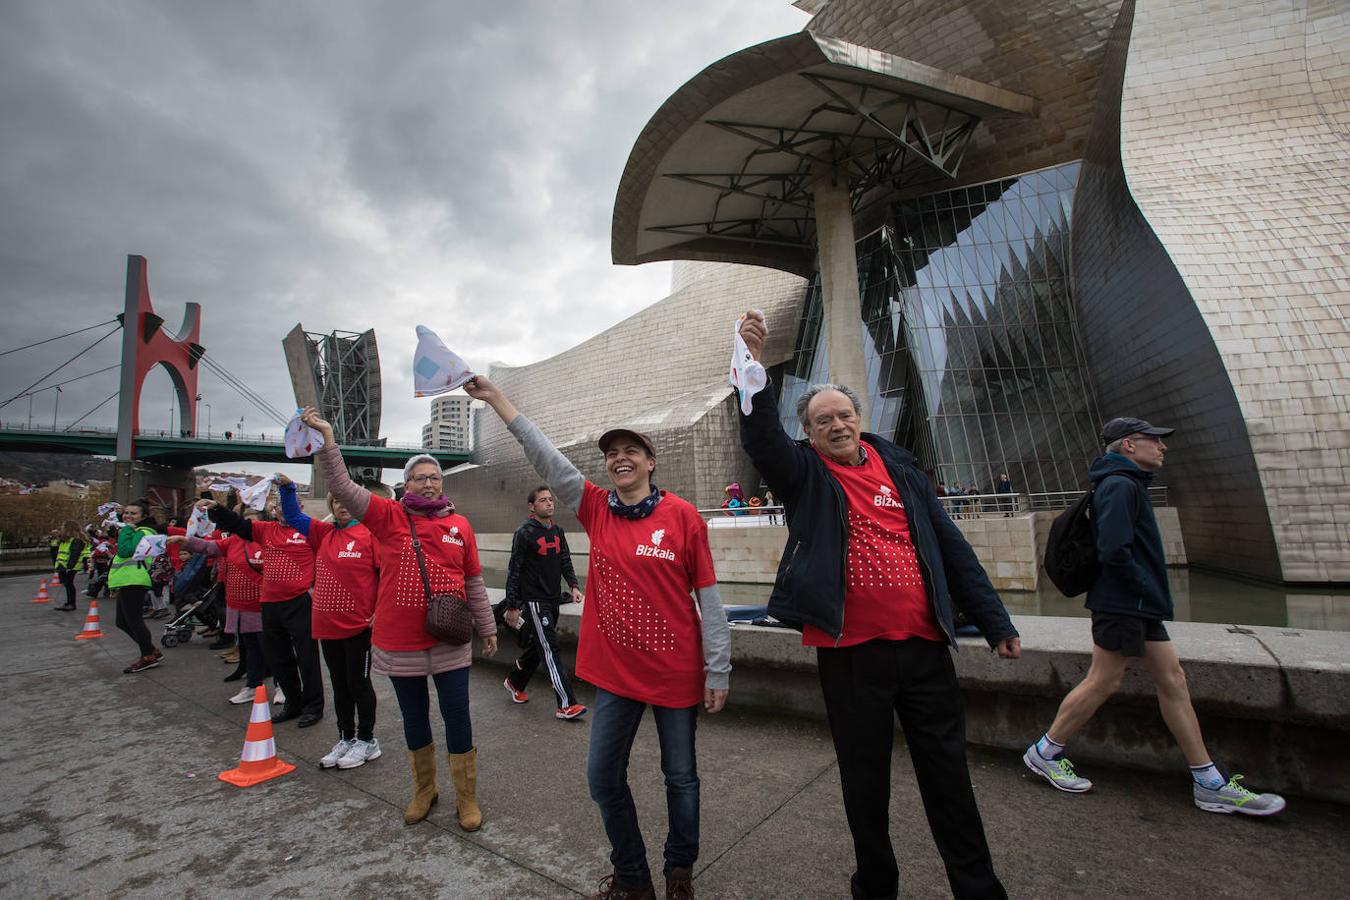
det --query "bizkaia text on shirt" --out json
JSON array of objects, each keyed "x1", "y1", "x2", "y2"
[
  {"x1": 337, "y1": 539, "x2": 364, "y2": 560},
  {"x1": 440, "y1": 526, "x2": 464, "y2": 547},
  {"x1": 873, "y1": 484, "x2": 904, "y2": 509},
  {"x1": 285, "y1": 531, "x2": 308, "y2": 544},
  {"x1": 635, "y1": 528, "x2": 676, "y2": 562}
]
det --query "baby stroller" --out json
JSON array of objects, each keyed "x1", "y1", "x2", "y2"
[{"x1": 161, "y1": 554, "x2": 222, "y2": 648}]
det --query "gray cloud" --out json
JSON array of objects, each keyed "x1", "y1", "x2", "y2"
[{"x1": 0, "y1": 0, "x2": 807, "y2": 447}]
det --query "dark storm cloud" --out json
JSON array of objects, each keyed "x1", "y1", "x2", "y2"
[{"x1": 0, "y1": 0, "x2": 807, "y2": 444}]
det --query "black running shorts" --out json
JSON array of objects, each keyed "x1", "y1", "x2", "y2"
[{"x1": 1090, "y1": 611, "x2": 1169, "y2": 657}]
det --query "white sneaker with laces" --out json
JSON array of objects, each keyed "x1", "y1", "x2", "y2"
[
  {"x1": 320, "y1": 738, "x2": 354, "y2": 769},
  {"x1": 337, "y1": 738, "x2": 382, "y2": 769},
  {"x1": 228, "y1": 687, "x2": 254, "y2": 705},
  {"x1": 273, "y1": 686, "x2": 286, "y2": 706}
]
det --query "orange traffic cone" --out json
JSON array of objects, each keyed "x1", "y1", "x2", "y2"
[
  {"x1": 218, "y1": 685, "x2": 296, "y2": 788},
  {"x1": 74, "y1": 599, "x2": 105, "y2": 640},
  {"x1": 32, "y1": 578, "x2": 50, "y2": 604}
]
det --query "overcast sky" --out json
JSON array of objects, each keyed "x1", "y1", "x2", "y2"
[{"x1": 0, "y1": 0, "x2": 808, "y2": 469}]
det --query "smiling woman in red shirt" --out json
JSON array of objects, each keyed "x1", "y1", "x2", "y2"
[
  {"x1": 466, "y1": 375, "x2": 731, "y2": 900},
  {"x1": 276, "y1": 471, "x2": 391, "y2": 772},
  {"x1": 301, "y1": 406, "x2": 497, "y2": 832}
]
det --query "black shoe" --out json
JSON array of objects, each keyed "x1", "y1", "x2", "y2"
[
  {"x1": 297, "y1": 712, "x2": 323, "y2": 729},
  {"x1": 208, "y1": 638, "x2": 235, "y2": 650},
  {"x1": 271, "y1": 707, "x2": 301, "y2": 724},
  {"x1": 223, "y1": 667, "x2": 245, "y2": 683},
  {"x1": 54, "y1": 604, "x2": 76, "y2": 611}
]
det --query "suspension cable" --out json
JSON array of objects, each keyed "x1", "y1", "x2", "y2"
[
  {"x1": 0, "y1": 323, "x2": 123, "y2": 409},
  {"x1": 63, "y1": 390, "x2": 119, "y2": 431},
  {"x1": 196, "y1": 354, "x2": 289, "y2": 426},
  {"x1": 0, "y1": 320, "x2": 119, "y2": 357},
  {"x1": 10, "y1": 364, "x2": 120, "y2": 398}
]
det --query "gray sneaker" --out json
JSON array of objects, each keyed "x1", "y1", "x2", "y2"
[
  {"x1": 1023, "y1": 745, "x2": 1093, "y2": 793},
  {"x1": 1193, "y1": 774, "x2": 1286, "y2": 816},
  {"x1": 319, "y1": 738, "x2": 353, "y2": 769},
  {"x1": 337, "y1": 738, "x2": 382, "y2": 770}
]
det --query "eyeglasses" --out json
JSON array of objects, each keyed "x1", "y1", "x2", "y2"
[
  {"x1": 407, "y1": 473, "x2": 443, "y2": 485},
  {"x1": 1128, "y1": 434, "x2": 1163, "y2": 444}
]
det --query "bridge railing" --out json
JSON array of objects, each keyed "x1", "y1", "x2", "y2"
[{"x1": 0, "y1": 421, "x2": 439, "y2": 454}]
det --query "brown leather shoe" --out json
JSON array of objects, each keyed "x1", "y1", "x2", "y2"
[
  {"x1": 665, "y1": 868, "x2": 694, "y2": 899},
  {"x1": 590, "y1": 874, "x2": 656, "y2": 900}
]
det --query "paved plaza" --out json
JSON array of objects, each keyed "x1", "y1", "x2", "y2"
[{"x1": 1, "y1": 573, "x2": 1345, "y2": 899}]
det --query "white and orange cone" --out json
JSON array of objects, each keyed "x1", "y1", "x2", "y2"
[
  {"x1": 32, "y1": 578, "x2": 50, "y2": 604},
  {"x1": 219, "y1": 685, "x2": 296, "y2": 788},
  {"x1": 74, "y1": 599, "x2": 104, "y2": 640}
]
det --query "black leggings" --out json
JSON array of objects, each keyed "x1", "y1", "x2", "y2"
[
  {"x1": 57, "y1": 569, "x2": 76, "y2": 606},
  {"x1": 320, "y1": 630, "x2": 376, "y2": 742},
  {"x1": 240, "y1": 629, "x2": 266, "y2": 689},
  {"x1": 114, "y1": 586, "x2": 155, "y2": 656}
]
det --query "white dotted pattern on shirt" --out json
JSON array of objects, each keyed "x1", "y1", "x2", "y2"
[
  {"x1": 390, "y1": 536, "x2": 463, "y2": 609},
  {"x1": 314, "y1": 559, "x2": 356, "y2": 613},
  {"x1": 845, "y1": 509, "x2": 924, "y2": 592},
  {"x1": 591, "y1": 552, "x2": 678, "y2": 653},
  {"x1": 263, "y1": 539, "x2": 309, "y2": 588}
]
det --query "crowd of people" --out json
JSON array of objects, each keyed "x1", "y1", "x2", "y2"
[{"x1": 42, "y1": 309, "x2": 1287, "y2": 900}]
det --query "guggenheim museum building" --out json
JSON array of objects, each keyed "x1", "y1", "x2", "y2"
[{"x1": 454, "y1": 0, "x2": 1349, "y2": 585}]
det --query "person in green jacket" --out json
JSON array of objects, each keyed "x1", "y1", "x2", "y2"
[
  {"x1": 52, "y1": 521, "x2": 86, "y2": 611},
  {"x1": 109, "y1": 499, "x2": 162, "y2": 674}
]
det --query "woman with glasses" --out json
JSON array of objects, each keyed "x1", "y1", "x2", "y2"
[{"x1": 301, "y1": 407, "x2": 498, "y2": 831}]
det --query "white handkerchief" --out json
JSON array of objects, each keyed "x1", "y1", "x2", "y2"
[
  {"x1": 97, "y1": 501, "x2": 122, "y2": 517},
  {"x1": 238, "y1": 477, "x2": 274, "y2": 511},
  {"x1": 728, "y1": 315, "x2": 767, "y2": 416},
  {"x1": 413, "y1": 325, "x2": 475, "y2": 397},
  {"x1": 187, "y1": 505, "x2": 216, "y2": 539},
  {"x1": 208, "y1": 477, "x2": 250, "y2": 492},
  {"x1": 284, "y1": 412, "x2": 325, "y2": 458},
  {"x1": 132, "y1": 534, "x2": 168, "y2": 563}
]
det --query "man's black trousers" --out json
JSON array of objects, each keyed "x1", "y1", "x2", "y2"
[
  {"x1": 261, "y1": 593, "x2": 323, "y2": 717},
  {"x1": 506, "y1": 599, "x2": 577, "y2": 708},
  {"x1": 817, "y1": 638, "x2": 1005, "y2": 900}
]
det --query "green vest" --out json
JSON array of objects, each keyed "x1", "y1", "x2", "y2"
[
  {"x1": 55, "y1": 539, "x2": 76, "y2": 569},
  {"x1": 109, "y1": 526, "x2": 155, "y2": 590}
]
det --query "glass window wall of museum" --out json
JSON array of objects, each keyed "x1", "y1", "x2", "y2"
[{"x1": 781, "y1": 161, "x2": 1102, "y2": 495}]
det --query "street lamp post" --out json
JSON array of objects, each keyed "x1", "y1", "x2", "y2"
[
  {"x1": 205, "y1": 403, "x2": 212, "y2": 435},
  {"x1": 53, "y1": 386, "x2": 61, "y2": 429}
]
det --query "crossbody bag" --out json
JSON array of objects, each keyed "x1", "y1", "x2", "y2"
[{"x1": 404, "y1": 509, "x2": 474, "y2": 645}]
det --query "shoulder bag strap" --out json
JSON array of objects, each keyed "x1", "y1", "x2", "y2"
[{"x1": 404, "y1": 508, "x2": 436, "y2": 602}]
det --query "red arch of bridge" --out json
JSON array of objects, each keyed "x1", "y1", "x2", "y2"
[{"x1": 115, "y1": 255, "x2": 204, "y2": 459}]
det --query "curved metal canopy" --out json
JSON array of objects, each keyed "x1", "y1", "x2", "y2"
[{"x1": 612, "y1": 30, "x2": 1038, "y2": 275}]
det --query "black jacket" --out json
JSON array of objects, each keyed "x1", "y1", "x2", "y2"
[
  {"x1": 739, "y1": 384, "x2": 1017, "y2": 648},
  {"x1": 1086, "y1": 452, "x2": 1172, "y2": 620},
  {"x1": 505, "y1": 517, "x2": 578, "y2": 610}
]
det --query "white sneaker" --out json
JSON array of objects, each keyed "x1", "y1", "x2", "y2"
[
  {"x1": 337, "y1": 738, "x2": 382, "y2": 769},
  {"x1": 273, "y1": 686, "x2": 286, "y2": 706},
  {"x1": 227, "y1": 687, "x2": 254, "y2": 705},
  {"x1": 320, "y1": 738, "x2": 354, "y2": 769}
]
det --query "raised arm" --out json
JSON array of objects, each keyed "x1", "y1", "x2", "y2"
[
  {"x1": 207, "y1": 501, "x2": 253, "y2": 541},
  {"x1": 275, "y1": 475, "x2": 312, "y2": 537},
  {"x1": 735, "y1": 311, "x2": 807, "y2": 499},
  {"x1": 169, "y1": 534, "x2": 224, "y2": 558},
  {"x1": 465, "y1": 376, "x2": 585, "y2": 511},
  {"x1": 301, "y1": 406, "x2": 372, "y2": 521}
]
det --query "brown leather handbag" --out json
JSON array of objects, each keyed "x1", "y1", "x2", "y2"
[{"x1": 404, "y1": 510, "x2": 473, "y2": 645}]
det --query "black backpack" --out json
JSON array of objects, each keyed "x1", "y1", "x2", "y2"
[{"x1": 1044, "y1": 475, "x2": 1124, "y2": 597}]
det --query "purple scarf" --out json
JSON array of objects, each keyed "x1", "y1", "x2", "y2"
[{"x1": 402, "y1": 492, "x2": 454, "y2": 516}]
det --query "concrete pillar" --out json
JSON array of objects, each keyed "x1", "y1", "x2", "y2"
[{"x1": 811, "y1": 170, "x2": 869, "y2": 431}]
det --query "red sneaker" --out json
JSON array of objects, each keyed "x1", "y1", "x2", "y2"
[
  {"x1": 503, "y1": 678, "x2": 529, "y2": 704},
  {"x1": 556, "y1": 704, "x2": 588, "y2": 720},
  {"x1": 123, "y1": 656, "x2": 161, "y2": 675}
]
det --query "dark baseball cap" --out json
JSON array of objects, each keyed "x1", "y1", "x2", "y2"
[
  {"x1": 1100, "y1": 417, "x2": 1175, "y2": 445},
  {"x1": 598, "y1": 428, "x2": 656, "y2": 457}
]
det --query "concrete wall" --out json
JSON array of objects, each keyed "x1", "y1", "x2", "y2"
[{"x1": 480, "y1": 595, "x2": 1350, "y2": 804}]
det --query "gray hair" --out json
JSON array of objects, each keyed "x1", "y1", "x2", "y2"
[
  {"x1": 402, "y1": 453, "x2": 443, "y2": 482},
  {"x1": 1105, "y1": 438, "x2": 1126, "y2": 454},
  {"x1": 797, "y1": 383, "x2": 864, "y2": 431}
]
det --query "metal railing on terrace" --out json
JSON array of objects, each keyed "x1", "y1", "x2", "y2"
[
  {"x1": 698, "y1": 487, "x2": 1170, "y2": 526},
  {"x1": 0, "y1": 421, "x2": 433, "y2": 453}
]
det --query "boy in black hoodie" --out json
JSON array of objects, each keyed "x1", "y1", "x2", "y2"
[{"x1": 502, "y1": 485, "x2": 586, "y2": 719}]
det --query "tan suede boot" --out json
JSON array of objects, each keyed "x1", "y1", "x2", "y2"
[
  {"x1": 403, "y1": 744, "x2": 439, "y2": 825},
  {"x1": 448, "y1": 747, "x2": 482, "y2": 831}
]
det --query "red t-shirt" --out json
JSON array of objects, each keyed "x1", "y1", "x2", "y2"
[
  {"x1": 307, "y1": 519, "x2": 378, "y2": 641},
  {"x1": 213, "y1": 534, "x2": 263, "y2": 613},
  {"x1": 802, "y1": 441, "x2": 943, "y2": 648},
  {"x1": 576, "y1": 482, "x2": 716, "y2": 708},
  {"x1": 248, "y1": 520, "x2": 316, "y2": 602},
  {"x1": 358, "y1": 495, "x2": 481, "y2": 652}
]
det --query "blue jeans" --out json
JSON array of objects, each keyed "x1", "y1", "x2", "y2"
[
  {"x1": 586, "y1": 688, "x2": 700, "y2": 888},
  {"x1": 388, "y1": 668, "x2": 472, "y2": 753}
]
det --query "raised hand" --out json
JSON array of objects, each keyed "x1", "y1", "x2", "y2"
[
  {"x1": 738, "y1": 309, "x2": 767, "y2": 361},
  {"x1": 274, "y1": 472, "x2": 293, "y2": 487},
  {"x1": 301, "y1": 406, "x2": 335, "y2": 443},
  {"x1": 464, "y1": 376, "x2": 519, "y2": 424}
]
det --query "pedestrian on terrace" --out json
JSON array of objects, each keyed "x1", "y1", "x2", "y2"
[
  {"x1": 737, "y1": 309, "x2": 1020, "y2": 900},
  {"x1": 467, "y1": 375, "x2": 730, "y2": 900},
  {"x1": 303, "y1": 407, "x2": 497, "y2": 831},
  {"x1": 1023, "y1": 418, "x2": 1286, "y2": 817}
]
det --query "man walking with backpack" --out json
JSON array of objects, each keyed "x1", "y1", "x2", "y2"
[{"x1": 1024, "y1": 417, "x2": 1285, "y2": 816}]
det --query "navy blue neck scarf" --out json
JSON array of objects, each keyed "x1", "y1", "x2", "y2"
[{"x1": 607, "y1": 486, "x2": 663, "y2": 519}]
